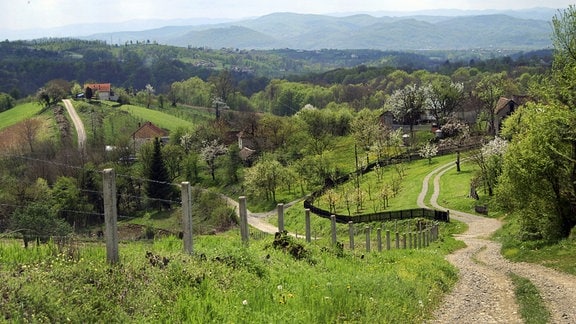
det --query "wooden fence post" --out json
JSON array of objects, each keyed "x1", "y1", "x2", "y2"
[
  {"x1": 330, "y1": 215, "x2": 337, "y2": 246},
  {"x1": 239, "y1": 196, "x2": 249, "y2": 243},
  {"x1": 386, "y1": 230, "x2": 391, "y2": 250},
  {"x1": 409, "y1": 232, "x2": 413, "y2": 249},
  {"x1": 395, "y1": 232, "x2": 400, "y2": 249},
  {"x1": 305, "y1": 209, "x2": 311, "y2": 243},
  {"x1": 181, "y1": 182, "x2": 193, "y2": 254},
  {"x1": 377, "y1": 228, "x2": 382, "y2": 252},
  {"x1": 348, "y1": 221, "x2": 355, "y2": 250},
  {"x1": 402, "y1": 233, "x2": 407, "y2": 249},
  {"x1": 103, "y1": 169, "x2": 119, "y2": 264},
  {"x1": 277, "y1": 203, "x2": 284, "y2": 233},
  {"x1": 365, "y1": 226, "x2": 371, "y2": 252}
]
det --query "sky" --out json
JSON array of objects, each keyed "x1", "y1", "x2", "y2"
[{"x1": 1, "y1": 0, "x2": 574, "y2": 31}]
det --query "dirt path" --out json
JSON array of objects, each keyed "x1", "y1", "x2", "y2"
[
  {"x1": 221, "y1": 195, "x2": 303, "y2": 236},
  {"x1": 62, "y1": 99, "x2": 86, "y2": 153},
  {"x1": 420, "y1": 162, "x2": 576, "y2": 323}
]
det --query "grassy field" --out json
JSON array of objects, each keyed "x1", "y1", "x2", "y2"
[
  {"x1": 120, "y1": 105, "x2": 195, "y2": 131},
  {"x1": 0, "y1": 226, "x2": 464, "y2": 323},
  {"x1": 0, "y1": 102, "x2": 43, "y2": 130}
]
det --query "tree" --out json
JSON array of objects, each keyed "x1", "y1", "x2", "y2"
[
  {"x1": 145, "y1": 84, "x2": 155, "y2": 108},
  {"x1": 244, "y1": 153, "x2": 286, "y2": 202},
  {"x1": 418, "y1": 143, "x2": 439, "y2": 164},
  {"x1": 51, "y1": 176, "x2": 94, "y2": 229},
  {"x1": 474, "y1": 72, "x2": 517, "y2": 135},
  {"x1": 0, "y1": 92, "x2": 14, "y2": 112},
  {"x1": 17, "y1": 118, "x2": 43, "y2": 153},
  {"x1": 36, "y1": 79, "x2": 71, "y2": 108},
  {"x1": 472, "y1": 137, "x2": 508, "y2": 196},
  {"x1": 386, "y1": 83, "x2": 429, "y2": 143},
  {"x1": 200, "y1": 139, "x2": 228, "y2": 181},
  {"x1": 146, "y1": 138, "x2": 174, "y2": 210},
  {"x1": 350, "y1": 108, "x2": 381, "y2": 167},
  {"x1": 9, "y1": 201, "x2": 72, "y2": 248},
  {"x1": 427, "y1": 78, "x2": 465, "y2": 126}
]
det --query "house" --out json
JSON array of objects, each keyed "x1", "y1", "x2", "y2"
[
  {"x1": 493, "y1": 97, "x2": 519, "y2": 133},
  {"x1": 131, "y1": 121, "x2": 169, "y2": 150},
  {"x1": 84, "y1": 83, "x2": 118, "y2": 101}
]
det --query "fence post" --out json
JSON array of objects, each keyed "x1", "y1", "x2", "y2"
[
  {"x1": 386, "y1": 230, "x2": 391, "y2": 250},
  {"x1": 181, "y1": 182, "x2": 193, "y2": 255},
  {"x1": 103, "y1": 169, "x2": 119, "y2": 264},
  {"x1": 305, "y1": 209, "x2": 311, "y2": 243},
  {"x1": 395, "y1": 232, "x2": 400, "y2": 249},
  {"x1": 408, "y1": 232, "x2": 413, "y2": 249},
  {"x1": 377, "y1": 228, "x2": 382, "y2": 252},
  {"x1": 348, "y1": 221, "x2": 355, "y2": 250},
  {"x1": 277, "y1": 203, "x2": 284, "y2": 233},
  {"x1": 402, "y1": 233, "x2": 407, "y2": 249},
  {"x1": 239, "y1": 196, "x2": 249, "y2": 244},
  {"x1": 365, "y1": 226, "x2": 371, "y2": 252},
  {"x1": 330, "y1": 215, "x2": 337, "y2": 246}
]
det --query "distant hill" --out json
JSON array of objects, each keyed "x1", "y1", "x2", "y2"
[{"x1": 81, "y1": 10, "x2": 555, "y2": 50}]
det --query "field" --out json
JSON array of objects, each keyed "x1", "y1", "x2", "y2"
[
  {"x1": 0, "y1": 102, "x2": 43, "y2": 130},
  {"x1": 0, "y1": 225, "x2": 464, "y2": 323}
]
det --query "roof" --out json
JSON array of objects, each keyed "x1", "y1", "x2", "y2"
[
  {"x1": 494, "y1": 97, "x2": 516, "y2": 114},
  {"x1": 131, "y1": 122, "x2": 169, "y2": 139},
  {"x1": 85, "y1": 83, "x2": 111, "y2": 92}
]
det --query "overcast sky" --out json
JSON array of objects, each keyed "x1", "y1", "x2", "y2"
[{"x1": 2, "y1": 0, "x2": 573, "y2": 31}]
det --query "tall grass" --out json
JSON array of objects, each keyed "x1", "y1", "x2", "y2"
[{"x1": 0, "y1": 233, "x2": 460, "y2": 323}]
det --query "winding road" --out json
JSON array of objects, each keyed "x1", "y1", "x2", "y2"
[
  {"x1": 62, "y1": 99, "x2": 86, "y2": 153},
  {"x1": 419, "y1": 162, "x2": 576, "y2": 323}
]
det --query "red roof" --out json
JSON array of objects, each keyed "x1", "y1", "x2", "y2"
[
  {"x1": 85, "y1": 83, "x2": 111, "y2": 92},
  {"x1": 131, "y1": 122, "x2": 169, "y2": 139}
]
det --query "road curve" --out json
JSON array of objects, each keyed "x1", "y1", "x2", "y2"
[
  {"x1": 421, "y1": 161, "x2": 576, "y2": 323},
  {"x1": 62, "y1": 99, "x2": 86, "y2": 153}
]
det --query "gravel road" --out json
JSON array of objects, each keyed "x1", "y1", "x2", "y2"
[
  {"x1": 62, "y1": 99, "x2": 86, "y2": 153},
  {"x1": 421, "y1": 162, "x2": 576, "y2": 323}
]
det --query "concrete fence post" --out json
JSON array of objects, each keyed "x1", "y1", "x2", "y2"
[
  {"x1": 305, "y1": 209, "x2": 311, "y2": 243},
  {"x1": 348, "y1": 221, "x2": 355, "y2": 250},
  {"x1": 365, "y1": 226, "x2": 371, "y2": 253},
  {"x1": 103, "y1": 168, "x2": 119, "y2": 264},
  {"x1": 239, "y1": 196, "x2": 249, "y2": 243},
  {"x1": 277, "y1": 203, "x2": 284, "y2": 233},
  {"x1": 377, "y1": 228, "x2": 382, "y2": 252},
  {"x1": 181, "y1": 182, "x2": 193, "y2": 255},
  {"x1": 330, "y1": 215, "x2": 337, "y2": 246}
]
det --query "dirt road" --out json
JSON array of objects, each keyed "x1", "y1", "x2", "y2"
[
  {"x1": 62, "y1": 99, "x2": 86, "y2": 153},
  {"x1": 420, "y1": 162, "x2": 576, "y2": 323}
]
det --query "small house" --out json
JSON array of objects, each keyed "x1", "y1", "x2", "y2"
[
  {"x1": 493, "y1": 97, "x2": 518, "y2": 133},
  {"x1": 84, "y1": 83, "x2": 118, "y2": 101},
  {"x1": 131, "y1": 121, "x2": 169, "y2": 150}
]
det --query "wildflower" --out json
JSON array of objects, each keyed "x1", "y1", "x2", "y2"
[
  {"x1": 277, "y1": 285, "x2": 283, "y2": 290},
  {"x1": 242, "y1": 300, "x2": 248, "y2": 306},
  {"x1": 418, "y1": 300, "x2": 424, "y2": 308}
]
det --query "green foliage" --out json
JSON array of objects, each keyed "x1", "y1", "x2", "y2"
[
  {"x1": 146, "y1": 138, "x2": 175, "y2": 210},
  {"x1": 0, "y1": 92, "x2": 14, "y2": 112},
  {"x1": 9, "y1": 201, "x2": 72, "y2": 248}
]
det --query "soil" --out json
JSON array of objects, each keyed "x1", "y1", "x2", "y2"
[{"x1": 421, "y1": 162, "x2": 576, "y2": 323}]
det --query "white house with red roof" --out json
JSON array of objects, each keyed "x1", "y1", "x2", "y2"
[{"x1": 84, "y1": 83, "x2": 118, "y2": 101}]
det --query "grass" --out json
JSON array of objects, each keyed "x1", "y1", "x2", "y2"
[
  {"x1": 0, "y1": 232, "x2": 460, "y2": 323},
  {"x1": 0, "y1": 102, "x2": 44, "y2": 130},
  {"x1": 509, "y1": 273, "x2": 550, "y2": 324},
  {"x1": 120, "y1": 105, "x2": 195, "y2": 131}
]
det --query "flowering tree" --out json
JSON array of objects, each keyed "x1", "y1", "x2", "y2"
[
  {"x1": 418, "y1": 143, "x2": 439, "y2": 164},
  {"x1": 200, "y1": 140, "x2": 228, "y2": 181},
  {"x1": 472, "y1": 137, "x2": 508, "y2": 196}
]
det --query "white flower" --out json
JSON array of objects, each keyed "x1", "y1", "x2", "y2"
[
  {"x1": 277, "y1": 285, "x2": 283, "y2": 291},
  {"x1": 242, "y1": 300, "x2": 248, "y2": 306}
]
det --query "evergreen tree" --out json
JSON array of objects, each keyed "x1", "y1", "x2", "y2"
[{"x1": 146, "y1": 138, "x2": 174, "y2": 210}]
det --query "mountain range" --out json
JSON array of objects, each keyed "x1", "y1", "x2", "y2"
[{"x1": 8, "y1": 8, "x2": 558, "y2": 51}]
